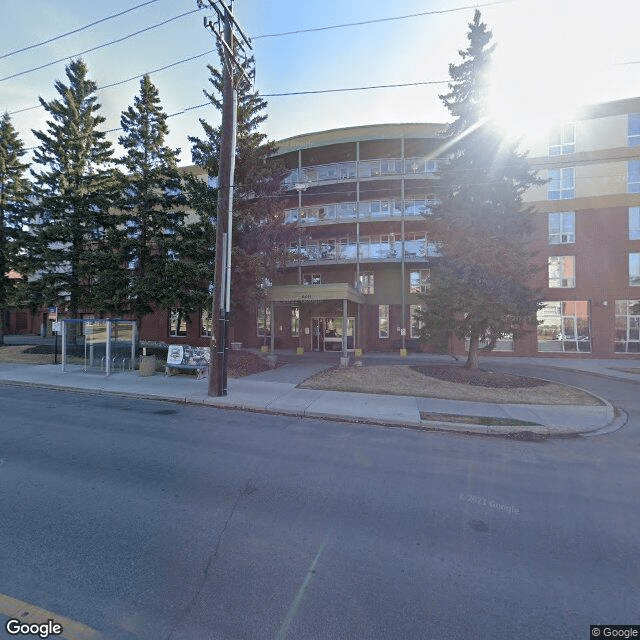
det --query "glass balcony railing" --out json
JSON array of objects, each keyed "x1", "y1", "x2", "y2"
[
  {"x1": 284, "y1": 198, "x2": 438, "y2": 225},
  {"x1": 287, "y1": 235, "x2": 440, "y2": 265},
  {"x1": 283, "y1": 157, "x2": 438, "y2": 189}
]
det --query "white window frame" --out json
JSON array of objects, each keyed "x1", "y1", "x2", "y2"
[
  {"x1": 378, "y1": 305, "x2": 389, "y2": 339},
  {"x1": 548, "y1": 212, "x2": 575, "y2": 244},
  {"x1": 549, "y1": 123, "x2": 575, "y2": 156},
  {"x1": 629, "y1": 160, "x2": 640, "y2": 194},
  {"x1": 303, "y1": 273, "x2": 321, "y2": 285},
  {"x1": 548, "y1": 256, "x2": 575, "y2": 288},
  {"x1": 537, "y1": 301, "x2": 591, "y2": 353},
  {"x1": 629, "y1": 207, "x2": 640, "y2": 241},
  {"x1": 615, "y1": 300, "x2": 640, "y2": 353},
  {"x1": 629, "y1": 113, "x2": 640, "y2": 147},
  {"x1": 548, "y1": 167, "x2": 575, "y2": 200},
  {"x1": 169, "y1": 308, "x2": 187, "y2": 337},
  {"x1": 410, "y1": 304, "x2": 424, "y2": 339},
  {"x1": 291, "y1": 307, "x2": 300, "y2": 337},
  {"x1": 409, "y1": 269, "x2": 431, "y2": 293},
  {"x1": 200, "y1": 307, "x2": 212, "y2": 338},
  {"x1": 629, "y1": 253, "x2": 640, "y2": 286},
  {"x1": 359, "y1": 271, "x2": 374, "y2": 294}
]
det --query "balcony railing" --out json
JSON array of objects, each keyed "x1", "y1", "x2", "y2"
[
  {"x1": 283, "y1": 157, "x2": 438, "y2": 189},
  {"x1": 284, "y1": 198, "x2": 439, "y2": 225},
  {"x1": 287, "y1": 234, "x2": 440, "y2": 265}
]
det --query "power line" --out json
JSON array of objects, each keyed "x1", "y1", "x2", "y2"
[
  {"x1": 0, "y1": 0, "x2": 162, "y2": 60},
  {"x1": 262, "y1": 80, "x2": 448, "y2": 97},
  {"x1": 252, "y1": 0, "x2": 521, "y2": 40},
  {"x1": 0, "y1": 9, "x2": 200, "y2": 83}
]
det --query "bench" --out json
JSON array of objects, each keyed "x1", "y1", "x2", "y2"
[{"x1": 165, "y1": 345, "x2": 210, "y2": 379}]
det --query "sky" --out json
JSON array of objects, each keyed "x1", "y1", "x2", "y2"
[{"x1": 2, "y1": 0, "x2": 640, "y2": 166}]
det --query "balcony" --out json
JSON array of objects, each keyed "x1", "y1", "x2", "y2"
[
  {"x1": 283, "y1": 157, "x2": 438, "y2": 189},
  {"x1": 287, "y1": 234, "x2": 440, "y2": 266},
  {"x1": 284, "y1": 198, "x2": 438, "y2": 225}
]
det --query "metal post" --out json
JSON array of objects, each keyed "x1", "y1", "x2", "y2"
[
  {"x1": 106, "y1": 320, "x2": 112, "y2": 377},
  {"x1": 131, "y1": 322, "x2": 137, "y2": 370},
  {"x1": 61, "y1": 320, "x2": 66, "y2": 373},
  {"x1": 270, "y1": 301, "x2": 275, "y2": 353},
  {"x1": 400, "y1": 137, "x2": 406, "y2": 351},
  {"x1": 342, "y1": 299, "x2": 348, "y2": 357}
]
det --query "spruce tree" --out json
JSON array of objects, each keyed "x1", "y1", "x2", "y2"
[
  {"x1": 29, "y1": 58, "x2": 119, "y2": 327},
  {"x1": 416, "y1": 10, "x2": 543, "y2": 368},
  {"x1": 0, "y1": 112, "x2": 30, "y2": 345},
  {"x1": 116, "y1": 74, "x2": 207, "y2": 333},
  {"x1": 189, "y1": 53, "x2": 293, "y2": 322}
]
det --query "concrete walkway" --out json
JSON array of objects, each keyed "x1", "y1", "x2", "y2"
[{"x1": 0, "y1": 349, "x2": 622, "y2": 437}]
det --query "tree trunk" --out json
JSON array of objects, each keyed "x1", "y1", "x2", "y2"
[{"x1": 464, "y1": 333, "x2": 480, "y2": 369}]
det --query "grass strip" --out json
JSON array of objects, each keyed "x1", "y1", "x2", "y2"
[{"x1": 420, "y1": 411, "x2": 541, "y2": 427}]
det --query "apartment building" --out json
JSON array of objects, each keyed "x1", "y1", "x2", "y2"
[{"x1": 232, "y1": 97, "x2": 640, "y2": 358}]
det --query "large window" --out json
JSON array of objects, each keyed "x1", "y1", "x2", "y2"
[
  {"x1": 303, "y1": 273, "x2": 321, "y2": 285},
  {"x1": 410, "y1": 305, "x2": 424, "y2": 339},
  {"x1": 629, "y1": 113, "x2": 640, "y2": 147},
  {"x1": 615, "y1": 300, "x2": 640, "y2": 353},
  {"x1": 629, "y1": 253, "x2": 640, "y2": 286},
  {"x1": 291, "y1": 307, "x2": 300, "y2": 337},
  {"x1": 359, "y1": 271, "x2": 374, "y2": 294},
  {"x1": 548, "y1": 256, "x2": 575, "y2": 288},
  {"x1": 548, "y1": 168, "x2": 575, "y2": 200},
  {"x1": 549, "y1": 123, "x2": 575, "y2": 156},
  {"x1": 378, "y1": 305, "x2": 389, "y2": 339},
  {"x1": 537, "y1": 301, "x2": 591, "y2": 352},
  {"x1": 409, "y1": 269, "x2": 431, "y2": 293},
  {"x1": 169, "y1": 308, "x2": 187, "y2": 337},
  {"x1": 201, "y1": 307, "x2": 212, "y2": 338},
  {"x1": 257, "y1": 305, "x2": 271, "y2": 337},
  {"x1": 629, "y1": 207, "x2": 640, "y2": 240},
  {"x1": 549, "y1": 212, "x2": 575, "y2": 244},
  {"x1": 629, "y1": 161, "x2": 640, "y2": 193}
]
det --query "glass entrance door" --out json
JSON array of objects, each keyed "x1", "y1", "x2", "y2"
[{"x1": 311, "y1": 317, "x2": 355, "y2": 351}]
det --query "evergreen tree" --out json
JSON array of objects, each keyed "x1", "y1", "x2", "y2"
[
  {"x1": 29, "y1": 58, "x2": 119, "y2": 326},
  {"x1": 116, "y1": 74, "x2": 208, "y2": 332},
  {"x1": 189, "y1": 53, "x2": 293, "y2": 322},
  {"x1": 416, "y1": 11, "x2": 543, "y2": 368},
  {"x1": 0, "y1": 112, "x2": 30, "y2": 345}
]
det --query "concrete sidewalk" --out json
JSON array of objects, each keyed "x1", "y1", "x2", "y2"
[{"x1": 0, "y1": 359, "x2": 618, "y2": 438}]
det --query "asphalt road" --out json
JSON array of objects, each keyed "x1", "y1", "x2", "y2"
[{"x1": 0, "y1": 381, "x2": 638, "y2": 640}]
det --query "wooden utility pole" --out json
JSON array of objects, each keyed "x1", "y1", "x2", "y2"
[{"x1": 199, "y1": 0, "x2": 251, "y2": 396}]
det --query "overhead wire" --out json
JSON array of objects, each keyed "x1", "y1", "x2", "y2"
[
  {"x1": 0, "y1": 0, "x2": 162, "y2": 60},
  {"x1": 0, "y1": 8, "x2": 201, "y2": 83}
]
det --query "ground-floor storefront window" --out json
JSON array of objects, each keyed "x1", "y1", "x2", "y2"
[
  {"x1": 614, "y1": 300, "x2": 640, "y2": 353},
  {"x1": 537, "y1": 301, "x2": 591, "y2": 352}
]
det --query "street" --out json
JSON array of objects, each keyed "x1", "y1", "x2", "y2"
[{"x1": 0, "y1": 378, "x2": 638, "y2": 640}]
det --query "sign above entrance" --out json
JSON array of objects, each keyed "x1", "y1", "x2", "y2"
[{"x1": 268, "y1": 283, "x2": 365, "y2": 305}]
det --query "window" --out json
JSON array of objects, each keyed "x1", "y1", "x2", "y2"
[
  {"x1": 409, "y1": 269, "x2": 431, "y2": 293},
  {"x1": 359, "y1": 271, "x2": 374, "y2": 294},
  {"x1": 303, "y1": 273, "x2": 321, "y2": 285},
  {"x1": 378, "y1": 305, "x2": 389, "y2": 339},
  {"x1": 169, "y1": 308, "x2": 187, "y2": 337},
  {"x1": 548, "y1": 168, "x2": 575, "y2": 200},
  {"x1": 257, "y1": 305, "x2": 271, "y2": 337},
  {"x1": 615, "y1": 300, "x2": 640, "y2": 352},
  {"x1": 628, "y1": 161, "x2": 640, "y2": 193},
  {"x1": 537, "y1": 301, "x2": 591, "y2": 352},
  {"x1": 201, "y1": 307, "x2": 212, "y2": 338},
  {"x1": 410, "y1": 305, "x2": 424, "y2": 338},
  {"x1": 629, "y1": 253, "x2": 640, "y2": 286},
  {"x1": 291, "y1": 307, "x2": 300, "y2": 337},
  {"x1": 630, "y1": 207, "x2": 640, "y2": 240},
  {"x1": 548, "y1": 256, "x2": 575, "y2": 288},
  {"x1": 548, "y1": 212, "x2": 575, "y2": 244},
  {"x1": 629, "y1": 113, "x2": 640, "y2": 147},
  {"x1": 549, "y1": 123, "x2": 575, "y2": 156}
]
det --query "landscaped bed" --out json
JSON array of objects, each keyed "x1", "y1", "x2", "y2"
[{"x1": 299, "y1": 364, "x2": 603, "y2": 405}]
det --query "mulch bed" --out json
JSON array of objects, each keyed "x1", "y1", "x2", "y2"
[{"x1": 411, "y1": 364, "x2": 548, "y2": 389}]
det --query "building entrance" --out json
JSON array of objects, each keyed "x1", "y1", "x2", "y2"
[{"x1": 311, "y1": 317, "x2": 355, "y2": 351}]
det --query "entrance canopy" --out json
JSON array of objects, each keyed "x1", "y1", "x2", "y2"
[{"x1": 267, "y1": 283, "x2": 365, "y2": 305}]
